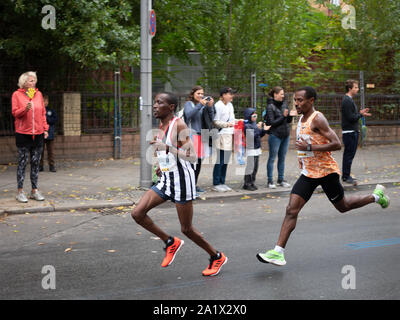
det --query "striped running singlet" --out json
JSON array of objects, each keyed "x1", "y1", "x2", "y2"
[{"x1": 155, "y1": 117, "x2": 197, "y2": 202}]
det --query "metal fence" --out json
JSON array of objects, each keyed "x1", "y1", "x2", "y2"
[
  {"x1": 2, "y1": 91, "x2": 400, "y2": 136},
  {"x1": 1, "y1": 64, "x2": 400, "y2": 136}
]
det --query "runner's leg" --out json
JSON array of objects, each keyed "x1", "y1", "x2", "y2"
[
  {"x1": 176, "y1": 201, "x2": 217, "y2": 256},
  {"x1": 320, "y1": 173, "x2": 375, "y2": 213},
  {"x1": 333, "y1": 195, "x2": 375, "y2": 213},
  {"x1": 131, "y1": 189, "x2": 170, "y2": 242},
  {"x1": 276, "y1": 193, "x2": 307, "y2": 248}
]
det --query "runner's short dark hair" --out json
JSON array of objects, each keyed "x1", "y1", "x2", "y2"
[
  {"x1": 296, "y1": 86, "x2": 317, "y2": 101},
  {"x1": 161, "y1": 92, "x2": 179, "y2": 111}
]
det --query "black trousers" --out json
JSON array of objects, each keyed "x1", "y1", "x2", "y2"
[{"x1": 342, "y1": 131, "x2": 359, "y2": 180}]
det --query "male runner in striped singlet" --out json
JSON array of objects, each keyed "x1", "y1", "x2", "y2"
[
  {"x1": 257, "y1": 86, "x2": 390, "y2": 266},
  {"x1": 131, "y1": 92, "x2": 227, "y2": 276}
]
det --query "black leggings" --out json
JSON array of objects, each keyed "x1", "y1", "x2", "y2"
[{"x1": 17, "y1": 145, "x2": 43, "y2": 189}]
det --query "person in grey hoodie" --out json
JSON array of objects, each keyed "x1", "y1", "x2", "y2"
[{"x1": 183, "y1": 85, "x2": 215, "y2": 193}]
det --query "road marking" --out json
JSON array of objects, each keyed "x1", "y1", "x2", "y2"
[{"x1": 345, "y1": 237, "x2": 400, "y2": 250}]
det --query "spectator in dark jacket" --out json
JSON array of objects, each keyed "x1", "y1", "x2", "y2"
[
  {"x1": 264, "y1": 86, "x2": 293, "y2": 189},
  {"x1": 242, "y1": 108, "x2": 270, "y2": 191},
  {"x1": 341, "y1": 79, "x2": 371, "y2": 185},
  {"x1": 40, "y1": 95, "x2": 58, "y2": 172}
]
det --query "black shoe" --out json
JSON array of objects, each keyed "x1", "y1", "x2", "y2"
[
  {"x1": 243, "y1": 184, "x2": 256, "y2": 191},
  {"x1": 342, "y1": 176, "x2": 357, "y2": 186},
  {"x1": 39, "y1": 165, "x2": 44, "y2": 172},
  {"x1": 49, "y1": 166, "x2": 57, "y2": 172},
  {"x1": 251, "y1": 184, "x2": 258, "y2": 190}
]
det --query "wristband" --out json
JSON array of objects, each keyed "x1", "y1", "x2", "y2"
[{"x1": 307, "y1": 143, "x2": 312, "y2": 151}]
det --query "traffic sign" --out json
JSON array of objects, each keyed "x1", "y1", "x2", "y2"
[{"x1": 149, "y1": 9, "x2": 156, "y2": 37}]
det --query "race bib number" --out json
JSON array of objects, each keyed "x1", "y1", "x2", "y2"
[
  {"x1": 156, "y1": 150, "x2": 177, "y2": 172},
  {"x1": 297, "y1": 150, "x2": 314, "y2": 158},
  {"x1": 297, "y1": 134, "x2": 314, "y2": 158}
]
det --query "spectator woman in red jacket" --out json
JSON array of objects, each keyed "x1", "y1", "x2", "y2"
[{"x1": 12, "y1": 71, "x2": 49, "y2": 203}]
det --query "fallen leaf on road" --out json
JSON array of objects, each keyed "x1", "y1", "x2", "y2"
[
  {"x1": 107, "y1": 250, "x2": 116, "y2": 253},
  {"x1": 241, "y1": 195, "x2": 251, "y2": 200},
  {"x1": 64, "y1": 248, "x2": 72, "y2": 252}
]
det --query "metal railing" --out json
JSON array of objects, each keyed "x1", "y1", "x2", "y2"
[{"x1": 1, "y1": 92, "x2": 399, "y2": 137}]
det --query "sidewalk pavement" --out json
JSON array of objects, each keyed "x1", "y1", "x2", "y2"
[{"x1": 1, "y1": 144, "x2": 400, "y2": 218}]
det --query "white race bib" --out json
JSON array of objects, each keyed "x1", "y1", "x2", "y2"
[
  {"x1": 156, "y1": 150, "x2": 177, "y2": 172},
  {"x1": 296, "y1": 134, "x2": 314, "y2": 158}
]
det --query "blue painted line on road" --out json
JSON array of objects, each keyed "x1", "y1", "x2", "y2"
[{"x1": 345, "y1": 237, "x2": 400, "y2": 250}]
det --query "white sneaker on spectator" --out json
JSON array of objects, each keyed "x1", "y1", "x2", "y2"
[
  {"x1": 220, "y1": 184, "x2": 232, "y2": 191},
  {"x1": 268, "y1": 182, "x2": 277, "y2": 189},
  {"x1": 277, "y1": 180, "x2": 291, "y2": 188},
  {"x1": 30, "y1": 190, "x2": 45, "y2": 201},
  {"x1": 212, "y1": 185, "x2": 226, "y2": 192},
  {"x1": 16, "y1": 192, "x2": 28, "y2": 203}
]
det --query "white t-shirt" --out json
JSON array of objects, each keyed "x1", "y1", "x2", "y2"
[{"x1": 214, "y1": 100, "x2": 235, "y2": 135}]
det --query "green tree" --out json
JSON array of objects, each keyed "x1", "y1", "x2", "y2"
[{"x1": 0, "y1": 0, "x2": 140, "y2": 69}]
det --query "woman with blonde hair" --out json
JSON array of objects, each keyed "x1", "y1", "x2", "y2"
[{"x1": 12, "y1": 71, "x2": 49, "y2": 202}]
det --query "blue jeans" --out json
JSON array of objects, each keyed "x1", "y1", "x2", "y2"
[
  {"x1": 213, "y1": 149, "x2": 231, "y2": 185},
  {"x1": 267, "y1": 134, "x2": 290, "y2": 183}
]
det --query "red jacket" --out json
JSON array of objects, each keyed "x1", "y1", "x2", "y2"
[{"x1": 12, "y1": 88, "x2": 49, "y2": 135}]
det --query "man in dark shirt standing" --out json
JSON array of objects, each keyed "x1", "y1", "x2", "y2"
[{"x1": 341, "y1": 80, "x2": 371, "y2": 185}]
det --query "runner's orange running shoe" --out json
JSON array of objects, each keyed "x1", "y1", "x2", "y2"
[
  {"x1": 161, "y1": 237, "x2": 184, "y2": 267},
  {"x1": 202, "y1": 252, "x2": 228, "y2": 276}
]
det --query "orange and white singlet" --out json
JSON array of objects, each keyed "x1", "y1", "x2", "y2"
[{"x1": 296, "y1": 111, "x2": 341, "y2": 178}]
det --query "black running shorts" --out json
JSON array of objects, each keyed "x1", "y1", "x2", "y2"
[{"x1": 291, "y1": 173, "x2": 344, "y2": 204}]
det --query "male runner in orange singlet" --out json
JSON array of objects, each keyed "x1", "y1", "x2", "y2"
[{"x1": 257, "y1": 86, "x2": 390, "y2": 266}]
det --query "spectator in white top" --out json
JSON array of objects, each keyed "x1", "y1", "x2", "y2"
[{"x1": 212, "y1": 87, "x2": 235, "y2": 192}]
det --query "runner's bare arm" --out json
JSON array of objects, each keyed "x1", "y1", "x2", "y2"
[
  {"x1": 170, "y1": 118, "x2": 197, "y2": 163},
  {"x1": 296, "y1": 113, "x2": 341, "y2": 152},
  {"x1": 310, "y1": 113, "x2": 341, "y2": 151}
]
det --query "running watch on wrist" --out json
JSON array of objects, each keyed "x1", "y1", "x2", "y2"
[{"x1": 307, "y1": 143, "x2": 312, "y2": 151}]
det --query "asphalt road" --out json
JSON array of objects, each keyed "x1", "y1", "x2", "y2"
[{"x1": 0, "y1": 185, "x2": 399, "y2": 300}]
